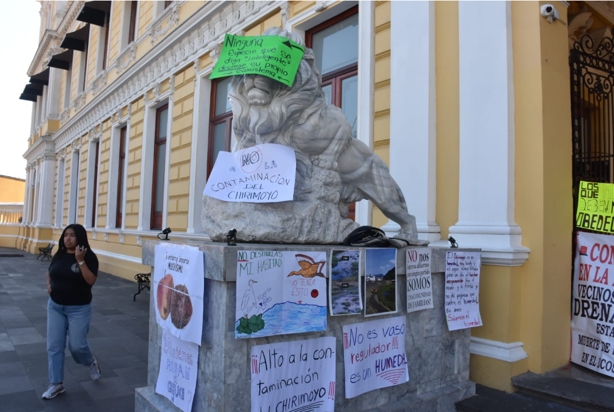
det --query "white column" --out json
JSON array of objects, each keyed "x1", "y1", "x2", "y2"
[
  {"x1": 383, "y1": 0, "x2": 440, "y2": 242},
  {"x1": 444, "y1": 1, "x2": 529, "y2": 266},
  {"x1": 37, "y1": 154, "x2": 56, "y2": 226},
  {"x1": 355, "y1": 0, "x2": 375, "y2": 226},
  {"x1": 47, "y1": 68, "x2": 63, "y2": 120},
  {"x1": 23, "y1": 168, "x2": 32, "y2": 224}
]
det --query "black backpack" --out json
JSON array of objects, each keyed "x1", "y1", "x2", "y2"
[{"x1": 342, "y1": 226, "x2": 409, "y2": 248}]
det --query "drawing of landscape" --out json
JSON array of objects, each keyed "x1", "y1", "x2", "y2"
[
  {"x1": 365, "y1": 249, "x2": 397, "y2": 316},
  {"x1": 330, "y1": 250, "x2": 362, "y2": 315}
]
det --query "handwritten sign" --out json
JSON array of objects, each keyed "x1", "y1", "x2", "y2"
[
  {"x1": 153, "y1": 243, "x2": 205, "y2": 345},
  {"x1": 235, "y1": 251, "x2": 327, "y2": 339},
  {"x1": 572, "y1": 232, "x2": 614, "y2": 377},
  {"x1": 204, "y1": 144, "x2": 296, "y2": 203},
  {"x1": 155, "y1": 329, "x2": 199, "y2": 412},
  {"x1": 251, "y1": 337, "x2": 336, "y2": 412},
  {"x1": 406, "y1": 248, "x2": 433, "y2": 313},
  {"x1": 444, "y1": 251, "x2": 482, "y2": 331},
  {"x1": 210, "y1": 34, "x2": 305, "y2": 87},
  {"x1": 343, "y1": 316, "x2": 409, "y2": 398},
  {"x1": 576, "y1": 181, "x2": 614, "y2": 233}
]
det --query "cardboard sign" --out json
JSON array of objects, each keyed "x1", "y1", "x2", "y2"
[
  {"x1": 153, "y1": 244, "x2": 205, "y2": 345},
  {"x1": 235, "y1": 251, "x2": 327, "y2": 339},
  {"x1": 576, "y1": 181, "x2": 614, "y2": 233},
  {"x1": 571, "y1": 232, "x2": 614, "y2": 377},
  {"x1": 343, "y1": 316, "x2": 409, "y2": 398},
  {"x1": 210, "y1": 34, "x2": 305, "y2": 87},
  {"x1": 204, "y1": 144, "x2": 296, "y2": 203},
  {"x1": 365, "y1": 249, "x2": 398, "y2": 317},
  {"x1": 155, "y1": 329, "x2": 199, "y2": 412},
  {"x1": 406, "y1": 248, "x2": 433, "y2": 313},
  {"x1": 330, "y1": 249, "x2": 362, "y2": 316},
  {"x1": 251, "y1": 337, "x2": 336, "y2": 412},
  {"x1": 444, "y1": 251, "x2": 482, "y2": 331}
]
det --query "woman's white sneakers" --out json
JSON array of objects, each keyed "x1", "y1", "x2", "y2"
[
  {"x1": 89, "y1": 356, "x2": 102, "y2": 381},
  {"x1": 42, "y1": 383, "x2": 65, "y2": 400}
]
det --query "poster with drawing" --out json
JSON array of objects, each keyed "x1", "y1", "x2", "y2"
[
  {"x1": 251, "y1": 337, "x2": 336, "y2": 412},
  {"x1": 330, "y1": 249, "x2": 362, "y2": 316},
  {"x1": 155, "y1": 329, "x2": 199, "y2": 412},
  {"x1": 406, "y1": 248, "x2": 433, "y2": 313},
  {"x1": 444, "y1": 251, "x2": 482, "y2": 331},
  {"x1": 365, "y1": 249, "x2": 397, "y2": 316},
  {"x1": 153, "y1": 243, "x2": 205, "y2": 345},
  {"x1": 343, "y1": 316, "x2": 409, "y2": 398},
  {"x1": 235, "y1": 251, "x2": 327, "y2": 339},
  {"x1": 571, "y1": 231, "x2": 614, "y2": 378}
]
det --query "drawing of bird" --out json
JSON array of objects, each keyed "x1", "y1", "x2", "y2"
[
  {"x1": 287, "y1": 254, "x2": 326, "y2": 278},
  {"x1": 241, "y1": 279, "x2": 260, "y2": 318}
]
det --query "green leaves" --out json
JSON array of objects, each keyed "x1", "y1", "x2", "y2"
[{"x1": 236, "y1": 314, "x2": 266, "y2": 335}]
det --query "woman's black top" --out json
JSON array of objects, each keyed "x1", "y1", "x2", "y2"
[{"x1": 49, "y1": 252, "x2": 99, "y2": 306}]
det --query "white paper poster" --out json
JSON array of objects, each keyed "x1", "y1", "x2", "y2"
[
  {"x1": 406, "y1": 248, "x2": 433, "y2": 313},
  {"x1": 572, "y1": 232, "x2": 614, "y2": 377},
  {"x1": 251, "y1": 337, "x2": 336, "y2": 412},
  {"x1": 343, "y1": 316, "x2": 409, "y2": 399},
  {"x1": 204, "y1": 143, "x2": 296, "y2": 203},
  {"x1": 153, "y1": 243, "x2": 205, "y2": 345},
  {"x1": 444, "y1": 251, "x2": 482, "y2": 331},
  {"x1": 235, "y1": 251, "x2": 327, "y2": 339},
  {"x1": 155, "y1": 329, "x2": 199, "y2": 412},
  {"x1": 365, "y1": 249, "x2": 398, "y2": 317},
  {"x1": 330, "y1": 249, "x2": 362, "y2": 316}
]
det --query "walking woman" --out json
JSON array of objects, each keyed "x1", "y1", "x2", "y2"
[{"x1": 42, "y1": 224, "x2": 101, "y2": 399}]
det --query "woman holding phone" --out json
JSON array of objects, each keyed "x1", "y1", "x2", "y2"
[{"x1": 42, "y1": 223, "x2": 101, "y2": 400}]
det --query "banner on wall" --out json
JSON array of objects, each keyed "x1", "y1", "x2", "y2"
[
  {"x1": 204, "y1": 144, "x2": 296, "y2": 203},
  {"x1": 576, "y1": 181, "x2": 614, "y2": 233},
  {"x1": 572, "y1": 231, "x2": 614, "y2": 377},
  {"x1": 235, "y1": 250, "x2": 327, "y2": 339},
  {"x1": 153, "y1": 243, "x2": 205, "y2": 345},
  {"x1": 155, "y1": 329, "x2": 199, "y2": 412},
  {"x1": 444, "y1": 251, "x2": 482, "y2": 331},
  {"x1": 250, "y1": 337, "x2": 336, "y2": 412},
  {"x1": 342, "y1": 316, "x2": 409, "y2": 398}
]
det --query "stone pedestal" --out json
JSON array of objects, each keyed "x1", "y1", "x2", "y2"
[{"x1": 135, "y1": 240, "x2": 476, "y2": 412}]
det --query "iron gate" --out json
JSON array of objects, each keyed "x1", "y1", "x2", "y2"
[{"x1": 570, "y1": 35, "x2": 614, "y2": 213}]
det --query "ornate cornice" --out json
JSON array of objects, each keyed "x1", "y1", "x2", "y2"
[
  {"x1": 149, "y1": 2, "x2": 181, "y2": 45},
  {"x1": 52, "y1": 0, "x2": 285, "y2": 154}
]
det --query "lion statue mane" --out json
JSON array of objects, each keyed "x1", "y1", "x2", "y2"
[{"x1": 202, "y1": 27, "x2": 422, "y2": 245}]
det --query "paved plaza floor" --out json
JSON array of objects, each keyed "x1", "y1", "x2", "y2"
[{"x1": 0, "y1": 247, "x2": 149, "y2": 412}]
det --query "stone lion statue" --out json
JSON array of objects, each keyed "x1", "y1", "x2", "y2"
[{"x1": 202, "y1": 27, "x2": 422, "y2": 245}]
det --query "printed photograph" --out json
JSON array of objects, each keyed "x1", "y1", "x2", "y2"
[
  {"x1": 365, "y1": 248, "x2": 397, "y2": 316},
  {"x1": 330, "y1": 250, "x2": 362, "y2": 315}
]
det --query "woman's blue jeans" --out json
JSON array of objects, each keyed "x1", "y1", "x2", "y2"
[{"x1": 47, "y1": 298, "x2": 94, "y2": 384}]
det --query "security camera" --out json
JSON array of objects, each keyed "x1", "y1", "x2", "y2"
[{"x1": 540, "y1": 4, "x2": 560, "y2": 23}]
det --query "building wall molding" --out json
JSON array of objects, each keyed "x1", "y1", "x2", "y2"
[{"x1": 470, "y1": 337, "x2": 528, "y2": 363}]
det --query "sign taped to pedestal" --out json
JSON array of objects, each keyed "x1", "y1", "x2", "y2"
[
  {"x1": 444, "y1": 251, "x2": 482, "y2": 331},
  {"x1": 406, "y1": 248, "x2": 433, "y2": 313},
  {"x1": 204, "y1": 144, "x2": 296, "y2": 203}
]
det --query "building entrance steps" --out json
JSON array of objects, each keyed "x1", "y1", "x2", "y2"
[{"x1": 456, "y1": 364, "x2": 614, "y2": 412}]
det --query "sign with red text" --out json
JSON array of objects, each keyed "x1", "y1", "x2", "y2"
[
  {"x1": 342, "y1": 316, "x2": 409, "y2": 398},
  {"x1": 572, "y1": 231, "x2": 614, "y2": 377},
  {"x1": 250, "y1": 337, "x2": 336, "y2": 412},
  {"x1": 406, "y1": 248, "x2": 433, "y2": 313},
  {"x1": 204, "y1": 144, "x2": 296, "y2": 203},
  {"x1": 444, "y1": 252, "x2": 482, "y2": 331},
  {"x1": 155, "y1": 329, "x2": 199, "y2": 412}
]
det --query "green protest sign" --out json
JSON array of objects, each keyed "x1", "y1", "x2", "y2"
[{"x1": 210, "y1": 34, "x2": 305, "y2": 87}]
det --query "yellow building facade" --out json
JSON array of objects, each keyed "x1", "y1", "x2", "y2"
[{"x1": 13, "y1": 0, "x2": 611, "y2": 394}]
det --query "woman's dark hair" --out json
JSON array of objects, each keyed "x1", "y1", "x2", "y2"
[{"x1": 49, "y1": 224, "x2": 94, "y2": 268}]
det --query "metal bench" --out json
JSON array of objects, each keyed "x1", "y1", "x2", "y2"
[
  {"x1": 134, "y1": 273, "x2": 151, "y2": 301},
  {"x1": 37, "y1": 243, "x2": 54, "y2": 261}
]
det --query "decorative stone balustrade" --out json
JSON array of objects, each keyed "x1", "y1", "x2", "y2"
[{"x1": 0, "y1": 203, "x2": 23, "y2": 225}]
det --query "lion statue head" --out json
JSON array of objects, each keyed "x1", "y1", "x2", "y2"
[{"x1": 229, "y1": 27, "x2": 327, "y2": 151}]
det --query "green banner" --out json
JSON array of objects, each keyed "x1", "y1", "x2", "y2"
[
  {"x1": 210, "y1": 34, "x2": 305, "y2": 87},
  {"x1": 576, "y1": 181, "x2": 614, "y2": 233}
]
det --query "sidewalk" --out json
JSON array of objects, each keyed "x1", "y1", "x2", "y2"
[{"x1": 0, "y1": 247, "x2": 149, "y2": 412}]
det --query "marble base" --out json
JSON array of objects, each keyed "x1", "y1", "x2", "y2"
[{"x1": 135, "y1": 241, "x2": 476, "y2": 411}]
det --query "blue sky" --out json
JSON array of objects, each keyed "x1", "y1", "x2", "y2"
[
  {"x1": 365, "y1": 248, "x2": 396, "y2": 276},
  {"x1": 0, "y1": 1, "x2": 41, "y2": 179}
]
